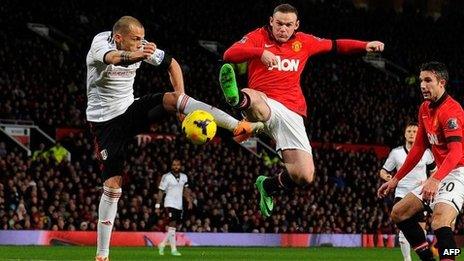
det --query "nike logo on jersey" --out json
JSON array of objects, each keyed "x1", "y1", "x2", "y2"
[
  {"x1": 268, "y1": 56, "x2": 300, "y2": 72},
  {"x1": 264, "y1": 44, "x2": 274, "y2": 48}
]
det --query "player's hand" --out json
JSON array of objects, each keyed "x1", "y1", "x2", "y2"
[
  {"x1": 420, "y1": 177, "x2": 440, "y2": 203},
  {"x1": 366, "y1": 41, "x2": 384, "y2": 52},
  {"x1": 261, "y1": 50, "x2": 277, "y2": 68},
  {"x1": 141, "y1": 41, "x2": 157, "y2": 59},
  {"x1": 377, "y1": 177, "x2": 398, "y2": 198}
]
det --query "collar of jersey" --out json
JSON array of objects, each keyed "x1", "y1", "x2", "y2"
[{"x1": 429, "y1": 92, "x2": 448, "y2": 109}]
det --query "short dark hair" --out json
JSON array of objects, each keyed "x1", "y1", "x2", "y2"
[
  {"x1": 113, "y1": 16, "x2": 143, "y2": 35},
  {"x1": 405, "y1": 122, "x2": 418, "y2": 130},
  {"x1": 420, "y1": 61, "x2": 449, "y2": 84},
  {"x1": 273, "y1": 3, "x2": 298, "y2": 17}
]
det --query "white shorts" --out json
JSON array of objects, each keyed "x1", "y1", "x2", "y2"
[
  {"x1": 395, "y1": 182, "x2": 424, "y2": 199},
  {"x1": 261, "y1": 96, "x2": 312, "y2": 156},
  {"x1": 411, "y1": 167, "x2": 464, "y2": 213}
]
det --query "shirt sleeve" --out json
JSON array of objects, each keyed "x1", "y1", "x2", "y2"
[
  {"x1": 184, "y1": 174, "x2": 189, "y2": 187},
  {"x1": 439, "y1": 105, "x2": 463, "y2": 141},
  {"x1": 91, "y1": 33, "x2": 116, "y2": 64},
  {"x1": 159, "y1": 174, "x2": 168, "y2": 191},
  {"x1": 382, "y1": 150, "x2": 397, "y2": 172},
  {"x1": 223, "y1": 30, "x2": 264, "y2": 63},
  {"x1": 304, "y1": 34, "x2": 333, "y2": 56},
  {"x1": 304, "y1": 34, "x2": 367, "y2": 56}
]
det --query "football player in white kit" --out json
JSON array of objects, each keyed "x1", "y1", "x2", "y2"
[
  {"x1": 379, "y1": 123, "x2": 436, "y2": 261},
  {"x1": 88, "y1": 16, "x2": 263, "y2": 261},
  {"x1": 155, "y1": 159, "x2": 191, "y2": 256}
]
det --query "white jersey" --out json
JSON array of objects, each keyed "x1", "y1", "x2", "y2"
[
  {"x1": 383, "y1": 146, "x2": 436, "y2": 198},
  {"x1": 86, "y1": 31, "x2": 166, "y2": 122},
  {"x1": 159, "y1": 172, "x2": 188, "y2": 210}
]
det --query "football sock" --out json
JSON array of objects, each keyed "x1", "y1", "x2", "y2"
[
  {"x1": 396, "y1": 217, "x2": 434, "y2": 261},
  {"x1": 168, "y1": 226, "x2": 177, "y2": 251},
  {"x1": 176, "y1": 94, "x2": 239, "y2": 131},
  {"x1": 434, "y1": 226, "x2": 456, "y2": 260},
  {"x1": 399, "y1": 231, "x2": 412, "y2": 261},
  {"x1": 234, "y1": 91, "x2": 251, "y2": 110},
  {"x1": 159, "y1": 229, "x2": 170, "y2": 248},
  {"x1": 96, "y1": 186, "x2": 122, "y2": 257},
  {"x1": 263, "y1": 170, "x2": 296, "y2": 196}
]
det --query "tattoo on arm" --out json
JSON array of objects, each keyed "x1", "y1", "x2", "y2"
[{"x1": 121, "y1": 51, "x2": 131, "y2": 63}]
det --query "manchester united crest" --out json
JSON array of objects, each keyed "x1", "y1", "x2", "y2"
[{"x1": 292, "y1": 41, "x2": 302, "y2": 52}]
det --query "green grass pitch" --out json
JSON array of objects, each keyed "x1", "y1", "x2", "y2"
[{"x1": 0, "y1": 246, "x2": 430, "y2": 260}]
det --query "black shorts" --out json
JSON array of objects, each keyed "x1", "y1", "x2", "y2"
[
  {"x1": 394, "y1": 197, "x2": 427, "y2": 222},
  {"x1": 166, "y1": 207, "x2": 183, "y2": 222},
  {"x1": 89, "y1": 93, "x2": 166, "y2": 180}
]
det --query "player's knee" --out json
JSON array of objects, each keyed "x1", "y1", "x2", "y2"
[
  {"x1": 163, "y1": 91, "x2": 182, "y2": 112},
  {"x1": 390, "y1": 205, "x2": 406, "y2": 223},
  {"x1": 302, "y1": 168, "x2": 315, "y2": 184},
  {"x1": 242, "y1": 88, "x2": 258, "y2": 105},
  {"x1": 104, "y1": 176, "x2": 122, "y2": 189},
  {"x1": 431, "y1": 213, "x2": 450, "y2": 231},
  {"x1": 289, "y1": 168, "x2": 314, "y2": 185}
]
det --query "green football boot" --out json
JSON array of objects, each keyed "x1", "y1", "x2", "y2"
[
  {"x1": 219, "y1": 63, "x2": 240, "y2": 107},
  {"x1": 255, "y1": 176, "x2": 274, "y2": 218}
]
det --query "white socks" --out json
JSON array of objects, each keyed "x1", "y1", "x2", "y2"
[
  {"x1": 96, "y1": 186, "x2": 122, "y2": 258},
  {"x1": 176, "y1": 94, "x2": 238, "y2": 131},
  {"x1": 159, "y1": 226, "x2": 177, "y2": 251},
  {"x1": 168, "y1": 226, "x2": 177, "y2": 251},
  {"x1": 399, "y1": 231, "x2": 412, "y2": 261}
]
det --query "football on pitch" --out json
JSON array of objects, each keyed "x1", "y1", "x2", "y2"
[{"x1": 182, "y1": 110, "x2": 217, "y2": 145}]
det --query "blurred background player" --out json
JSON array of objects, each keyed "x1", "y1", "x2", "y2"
[
  {"x1": 378, "y1": 62, "x2": 464, "y2": 261},
  {"x1": 219, "y1": 3, "x2": 384, "y2": 218},
  {"x1": 379, "y1": 123, "x2": 436, "y2": 261},
  {"x1": 156, "y1": 159, "x2": 191, "y2": 256},
  {"x1": 88, "y1": 16, "x2": 262, "y2": 261}
]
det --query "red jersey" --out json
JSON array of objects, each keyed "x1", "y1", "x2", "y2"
[
  {"x1": 395, "y1": 93, "x2": 464, "y2": 181},
  {"x1": 419, "y1": 94, "x2": 464, "y2": 167},
  {"x1": 223, "y1": 27, "x2": 367, "y2": 116}
]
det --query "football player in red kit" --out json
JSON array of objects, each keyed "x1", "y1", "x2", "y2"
[
  {"x1": 378, "y1": 62, "x2": 464, "y2": 261},
  {"x1": 219, "y1": 3, "x2": 384, "y2": 218}
]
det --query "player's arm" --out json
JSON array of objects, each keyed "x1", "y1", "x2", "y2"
[
  {"x1": 90, "y1": 34, "x2": 155, "y2": 66},
  {"x1": 156, "y1": 175, "x2": 167, "y2": 209},
  {"x1": 104, "y1": 49, "x2": 154, "y2": 66},
  {"x1": 431, "y1": 113, "x2": 463, "y2": 181},
  {"x1": 379, "y1": 169, "x2": 392, "y2": 182},
  {"x1": 306, "y1": 34, "x2": 383, "y2": 56},
  {"x1": 167, "y1": 58, "x2": 184, "y2": 93},
  {"x1": 141, "y1": 44, "x2": 184, "y2": 93},
  {"x1": 425, "y1": 151, "x2": 437, "y2": 177},
  {"x1": 183, "y1": 187, "x2": 193, "y2": 210},
  {"x1": 379, "y1": 150, "x2": 397, "y2": 181},
  {"x1": 155, "y1": 189, "x2": 164, "y2": 209},
  {"x1": 223, "y1": 32, "x2": 263, "y2": 63}
]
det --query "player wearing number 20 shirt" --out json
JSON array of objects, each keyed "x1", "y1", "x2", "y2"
[{"x1": 378, "y1": 62, "x2": 464, "y2": 261}]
